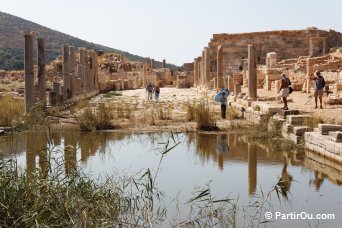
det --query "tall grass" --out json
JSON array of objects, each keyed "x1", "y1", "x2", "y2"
[
  {"x1": 189, "y1": 101, "x2": 218, "y2": 131},
  {"x1": 77, "y1": 103, "x2": 115, "y2": 130},
  {"x1": 0, "y1": 157, "x2": 120, "y2": 227},
  {"x1": 0, "y1": 95, "x2": 24, "y2": 127}
]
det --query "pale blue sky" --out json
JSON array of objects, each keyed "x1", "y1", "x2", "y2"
[{"x1": 1, "y1": 0, "x2": 341, "y2": 65}]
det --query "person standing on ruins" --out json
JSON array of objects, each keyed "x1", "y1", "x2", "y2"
[
  {"x1": 146, "y1": 82, "x2": 153, "y2": 101},
  {"x1": 310, "y1": 70, "x2": 325, "y2": 109},
  {"x1": 278, "y1": 73, "x2": 290, "y2": 110}
]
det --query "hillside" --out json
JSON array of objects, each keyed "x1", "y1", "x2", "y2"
[{"x1": 0, "y1": 11, "x2": 178, "y2": 71}]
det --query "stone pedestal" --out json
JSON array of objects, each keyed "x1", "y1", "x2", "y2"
[
  {"x1": 265, "y1": 69, "x2": 281, "y2": 91},
  {"x1": 248, "y1": 45, "x2": 257, "y2": 101},
  {"x1": 23, "y1": 32, "x2": 35, "y2": 112},
  {"x1": 37, "y1": 37, "x2": 46, "y2": 106},
  {"x1": 266, "y1": 52, "x2": 277, "y2": 69}
]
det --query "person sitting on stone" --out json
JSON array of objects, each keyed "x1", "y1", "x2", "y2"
[
  {"x1": 146, "y1": 82, "x2": 153, "y2": 101},
  {"x1": 310, "y1": 70, "x2": 325, "y2": 109},
  {"x1": 278, "y1": 73, "x2": 290, "y2": 110}
]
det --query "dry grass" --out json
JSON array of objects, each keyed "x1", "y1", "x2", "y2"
[
  {"x1": 227, "y1": 107, "x2": 240, "y2": 119},
  {"x1": 194, "y1": 101, "x2": 218, "y2": 131},
  {"x1": 186, "y1": 101, "x2": 196, "y2": 121},
  {"x1": 304, "y1": 115, "x2": 324, "y2": 128},
  {"x1": 0, "y1": 95, "x2": 24, "y2": 127},
  {"x1": 77, "y1": 104, "x2": 115, "y2": 130}
]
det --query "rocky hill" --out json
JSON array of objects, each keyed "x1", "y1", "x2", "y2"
[{"x1": 0, "y1": 11, "x2": 178, "y2": 71}]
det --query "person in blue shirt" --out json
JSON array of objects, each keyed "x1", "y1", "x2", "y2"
[
  {"x1": 310, "y1": 70, "x2": 325, "y2": 109},
  {"x1": 220, "y1": 92, "x2": 227, "y2": 119}
]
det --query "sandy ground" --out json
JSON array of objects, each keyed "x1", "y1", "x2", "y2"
[
  {"x1": 60, "y1": 87, "x2": 341, "y2": 132},
  {"x1": 118, "y1": 86, "x2": 342, "y2": 124},
  {"x1": 85, "y1": 87, "x2": 234, "y2": 132}
]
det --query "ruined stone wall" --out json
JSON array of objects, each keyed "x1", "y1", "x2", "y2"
[{"x1": 207, "y1": 29, "x2": 342, "y2": 75}]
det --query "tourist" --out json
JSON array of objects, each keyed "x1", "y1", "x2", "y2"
[
  {"x1": 278, "y1": 73, "x2": 290, "y2": 110},
  {"x1": 220, "y1": 92, "x2": 228, "y2": 119},
  {"x1": 310, "y1": 70, "x2": 325, "y2": 109},
  {"x1": 153, "y1": 85, "x2": 160, "y2": 102},
  {"x1": 146, "y1": 82, "x2": 153, "y2": 101}
]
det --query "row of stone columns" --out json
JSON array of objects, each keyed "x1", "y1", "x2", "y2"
[
  {"x1": 23, "y1": 31, "x2": 100, "y2": 110},
  {"x1": 192, "y1": 44, "x2": 257, "y2": 101}
]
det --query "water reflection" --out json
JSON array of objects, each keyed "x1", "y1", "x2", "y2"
[
  {"x1": 1, "y1": 131, "x2": 342, "y2": 193},
  {"x1": 281, "y1": 158, "x2": 293, "y2": 193},
  {"x1": 248, "y1": 143, "x2": 257, "y2": 195}
]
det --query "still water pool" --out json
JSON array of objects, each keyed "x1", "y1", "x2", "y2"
[{"x1": 1, "y1": 131, "x2": 341, "y2": 227}]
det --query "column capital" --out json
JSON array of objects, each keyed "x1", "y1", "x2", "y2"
[{"x1": 22, "y1": 31, "x2": 35, "y2": 37}]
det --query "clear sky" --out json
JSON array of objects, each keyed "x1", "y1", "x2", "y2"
[{"x1": 1, "y1": 0, "x2": 341, "y2": 65}]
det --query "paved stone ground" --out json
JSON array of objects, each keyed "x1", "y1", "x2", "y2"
[{"x1": 242, "y1": 87, "x2": 342, "y2": 124}]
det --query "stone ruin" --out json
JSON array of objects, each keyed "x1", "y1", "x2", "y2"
[
  {"x1": 97, "y1": 55, "x2": 172, "y2": 93},
  {"x1": 183, "y1": 28, "x2": 342, "y2": 104},
  {"x1": 23, "y1": 31, "x2": 100, "y2": 112}
]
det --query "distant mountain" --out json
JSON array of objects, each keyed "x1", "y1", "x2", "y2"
[{"x1": 0, "y1": 11, "x2": 179, "y2": 71}]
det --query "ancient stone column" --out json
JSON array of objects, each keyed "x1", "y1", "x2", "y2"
[
  {"x1": 242, "y1": 61, "x2": 248, "y2": 87},
  {"x1": 162, "y1": 59, "x2": 166, "y2": 68},
  {"x1": 63, "y1": 45, "x2": 70, "y2": 99},
  {"x1": 77, "y1": 64, "x2": 83, "y2": 94},
  {"x1": 79, "y1": 48, "x2": 86, "y2": 65},
  {"x1": 52, "y1": 82, "x2": 61, "y2": 104},
  {"x1": 204, "y1": 47, "x2": 210, "y2": 85},
  {"x1": 199, "y1": 60, "x2": 203, "y2": 86},
  {"x1": 85, "y1": 50, "x2": 91, "y2": 91},
  {"x1": 151, "y1": 59, "x2": 154, "y2": 69},
  {"x1": 193, "y1": 58, "x2": 199, "y2": 87},
  {"x1": 217, "y1": 45, "x2": 224, "y2": 89},
  {"x1": 23, "y1": 32, "x2": 35, "y2": 112},
  {"x1": 248, "y1": 44, "x2": 257, "y2": 101},
  {"x1": 197, "y1": 57, "x2": 202, "y2": 86},
  {"x1": 37, "y1": 37, "x2": 46, "y2": 106},
  {"x1": 322, "y1": 38, "x2": 327, "y2": 55},
  {"x1": 93, "y1": 52, "x2": 99, "y2": 89},
  {"x1": 145, "y1": 57, "x2": 151, "y2": 67},
  {"x1": 69, "y1": 46, "x2": 76, "y2": 98},
  {"x1": 83, "y1": 65, "x2": 88, "y2": 92},
  {"x1": 79, "y1": 48, "x2": 86, "y2": 92},
  {"x1": 306, "y1": 58, "x2": 315, "y2": 93},
  {"x1": 309, "y1": 38, "x2": 314, "y2": 57},
  {"x1": 143, "y1": 65, "x2": 147, "y2": 87}
]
